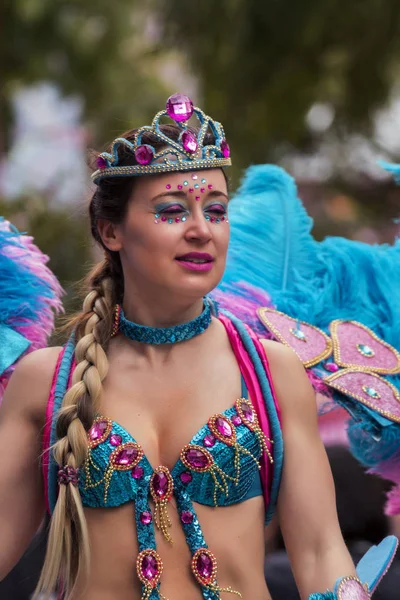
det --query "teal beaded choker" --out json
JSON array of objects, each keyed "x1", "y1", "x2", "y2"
[{"x1": 112, "y1": 299, "x2": 212, "y2": 344}]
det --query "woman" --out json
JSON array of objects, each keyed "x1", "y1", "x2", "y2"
[{"x1": 0, "y1": 94, "x2": 386, "y2": 600}]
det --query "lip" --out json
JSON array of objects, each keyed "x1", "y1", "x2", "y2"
[
  {"x1": 175, "y1": 252, "x2": 214, "y2": 273},
  {"x1": 176, "y1": 252, "x2": 214, "y2": 261},
  {"x1": 176, "y1": 260, "x2": 214, "y2": 272}
]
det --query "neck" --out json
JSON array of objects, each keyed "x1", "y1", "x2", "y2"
[{"x1": 122, "y1": 294, "x2": 206, "y2": 330}]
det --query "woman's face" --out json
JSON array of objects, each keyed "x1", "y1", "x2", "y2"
[{"x1": 109, "y1": 168, "x2": 229, "y2": 302}]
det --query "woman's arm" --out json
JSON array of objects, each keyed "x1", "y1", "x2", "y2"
[
  {"x1": 0, "y1": 347, "x2": 61, "y2": 580},
  {"x1": 262, "y1": 339, "x2": 355, "y2": 599}
]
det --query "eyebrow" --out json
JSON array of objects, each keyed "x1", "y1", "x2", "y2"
[{"x1": 151, "y1": 189, "x2": 229, "y2": 203}]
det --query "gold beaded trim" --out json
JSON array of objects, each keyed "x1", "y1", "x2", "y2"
[
  {"x1": 330, "y1": 319, "x2": 400, "y2": 374},
  {"x1": 235, "y1": 399, "x2": 274, "y2": 465},
  {"x1": 180, "y1": 444, "x2": 235, "y2": 506},
  {"x1": 92, "y1": 157, "x2": 231, "y2": 183},
  {"x1": 336, "y1": 575, "x2": 370, "y2": 599},
  {"x1": 257, "y1": 307, "x2": 333, "y2": 368},
  {"x1": 325, "y1": 368, "x2": 400, "y2": 423}
]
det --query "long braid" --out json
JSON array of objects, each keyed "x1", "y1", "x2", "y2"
[{"x1": 34, "y1": 268, "x2": 115, "y2": 599}]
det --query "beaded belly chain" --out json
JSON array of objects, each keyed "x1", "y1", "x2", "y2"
[{"x1": 80, "y1": 395, "x2": 273, "y2": 599}]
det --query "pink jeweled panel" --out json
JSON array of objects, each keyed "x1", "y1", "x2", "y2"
[
  {"x1": 325, "y1": 369, "x2": 400, "y2": 422},
  {"x1": 257, "y1": 308, "x2": 332, "y2": 367},
  {"x1": 330, "y1": 320, "x2": 400, "y2": 374}
]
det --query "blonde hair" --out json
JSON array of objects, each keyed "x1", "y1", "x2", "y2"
[{"x1": 34, "y1": 261, "x2": 116, "y2": 599}]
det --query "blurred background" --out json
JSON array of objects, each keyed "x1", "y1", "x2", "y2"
[
  {"x1": 2, "y1": 0, "x2": 400, "y2": 315},
  {"x1": 1, "y1": 1, "x2": 400, "y2": 598}
]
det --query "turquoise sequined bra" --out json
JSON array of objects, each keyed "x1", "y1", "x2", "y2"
[{"x1": 43, "y1": 314, "x2": 283, "y2": 599}]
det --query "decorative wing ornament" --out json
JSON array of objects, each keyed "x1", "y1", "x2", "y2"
[
  {"x1": 215, "y1": 163, "x2": 400, "y2": 515},
  {"x1": 0, "y1": 218, "x2": 63, "y2": 402}
]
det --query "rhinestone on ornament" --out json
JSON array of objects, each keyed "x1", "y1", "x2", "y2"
[
  {"x1": 362, "y1": 385, "x2": 381, "y2": 399},
  {"x1": 110, "y1": 442, "x2": 143, "y2": 471},
  {"x1": 181, "y1": 445, "x2": 213, "y2": 472},
  {"x1": 208, "y1": 414, "x2": 236, "y2": 446},
  {"x1": 181, "y1": 130, "x2": 198, "y2": 153},
  {"x1": 290, "y1": 327, "x2": 307, "y2": 342},
  {"x1": 110, "y1": 434, "x2": 122, "y2": 447},
  {"x1": 191, "y1": 548, "x2": 217, "y2": 585},
  {"x1": 181, "y1": 510, "x2": 194, "y2": 524},
  {"x1": 96, "y1": 156, "x2": 107, "y2": 169},
  {"x1": 140, "y1": 511, "x2": 153, "y2": 525},
  {"x1": 180, "y1": 471, "x2": 193, "y2": 484},
  {"x1": 136, "y1": 549, "x2": 163, "y2": 588},
  {"x1": 166, "y1": 93, "x2": 194, "y2": 122},
  {"x1": 324, "y1": 362, "x2": 339, "y2": 373},
  {"x1": 357, "y1": 343, "x2": 375, "y2": 358},
  {"x1": 221, "y1": 139, "x2": 230, "y2": 158},
  {"x1": 203, "y1": 434, "x2": 216, "y2": 448},
  {"x1": 88, "y1": 417, "x2": 112, "y2": 448},
  {"x1": 135, "y1": 144, "x2": 154, "y2": 165}
]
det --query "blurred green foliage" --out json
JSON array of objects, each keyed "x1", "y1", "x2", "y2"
[
  {"x1": 161, "y1": 0, "x2": 400, "y2": 175},
  {"x1": 1, "y1": 0, "x2": 168, "y2": 149}
]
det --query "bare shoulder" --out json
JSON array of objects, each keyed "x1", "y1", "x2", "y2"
[
  {"x1": 1, "y1": 346, "x2": 63, "y2": 426},
  {"x1": 259, "y1": 338, "x2": 316, "y2": 419}
]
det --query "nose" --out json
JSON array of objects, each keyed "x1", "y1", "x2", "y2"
[{"x1": 184, "y1": 210, "x2": 212, "y2": 244}]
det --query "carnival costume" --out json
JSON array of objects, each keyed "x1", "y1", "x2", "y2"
[
  {"x1": 0, "y1": 217, "x2": 63, "y2": 403},
  {"x1": 39, "y1": 94, "x2": 397, "y2": 598}
]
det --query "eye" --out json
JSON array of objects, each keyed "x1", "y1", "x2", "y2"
[
  {"x1": 206, "y1": 203, "x2": 227, "y2": 215},
  {"x1": 157, "y1": 204, "x2": 187, "y2": 215}
]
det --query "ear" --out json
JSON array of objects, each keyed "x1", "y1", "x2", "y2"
[{"x1": 97, "y1": 219, "x2": 123, "y2": 252}]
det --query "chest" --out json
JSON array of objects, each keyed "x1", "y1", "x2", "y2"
[{"x1": 100, "y1": 343, "x2": 243, "y2": 470}]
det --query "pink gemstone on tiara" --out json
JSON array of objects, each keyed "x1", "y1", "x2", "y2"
[
  {"x1": 182, "y1": 130, "x2": 198, "y2": 153},
  {"x1": 178, "y1": 184, "x2": 183, "y2": 190},
  {"x1": 166, "y1": 93, "x2": 194, "y2": 122},
  {"x1": 96, "y1": 156, "x2": 107, "y2": 169},
  {"x1": 135, "y1": 144, "x2": 154, "y2": 165},
  {"x1": 221, "y1": 139, "x2": 230, "y2": 158}
]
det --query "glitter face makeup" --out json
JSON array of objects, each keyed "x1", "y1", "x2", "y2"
[{"x1": 154, "y1": 173, "x2": 228, "y2": 225}]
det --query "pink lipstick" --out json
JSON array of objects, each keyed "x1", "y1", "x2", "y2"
[{"x1": 176, "y1": 252, "x2": 214, "y2": 272}]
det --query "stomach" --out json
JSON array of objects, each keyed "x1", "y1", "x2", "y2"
[{"x1": 73, "y1": 496, "x2": 271, "y2": 600}]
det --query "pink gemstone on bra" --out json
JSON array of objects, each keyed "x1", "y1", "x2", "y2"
[
  {"x1": 131, "y1": 466, "x2": 144, "y2": 479},
  {"x1": 140, "y1": 511, "x2": 153, "y2": 525},
  {"x1": 115, "y1": 446, "x2": 138, "y2": 466},
  {"x1": 180, "y1": 471, "x2": 192, "y2": 484},
  {"x1": 324, "y1": 362, "x2": 339, "y2": 373},
  {"x1": 203, "y1": 434, "x2": 216, "y2": 447},
  {"x1": 215, "y1": 417, "x2": 233, "y2": 437},
  {"x1": 89, "y1": 420, "x2": 109, "y2": 441},
  {"x1": 185, "y1": 448, "x2": 211, "y2": 470},
  {"x1": 110, "y1": 434, "x2": 122, "y2": 446},
  {"x1": 142, "y1": 555, "x2": 159, "y2": 580},
  {"x1": 231, "y1": 415, "x2": 242, "y2": 426},
  {"x1": 196, "y1": 552, "x2": 213, "y2": 579},
  {"x1": 152, "y1": 471, "x2": 169, "y2": 498},
  {"x1": 240, "y1": 401, "x2": 255, "y2": 422},
  {"x1": 181, "y1": 511, "x2": 194, "y2": 524}
]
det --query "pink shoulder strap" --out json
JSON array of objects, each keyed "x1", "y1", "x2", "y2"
[{"x1": 219, "y1": 314, "x2": 281, "y2": 510}]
